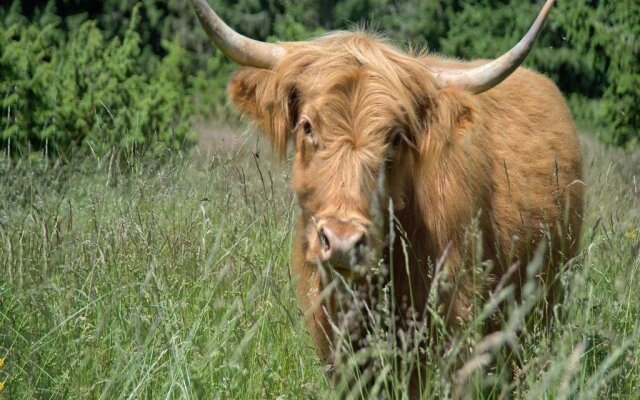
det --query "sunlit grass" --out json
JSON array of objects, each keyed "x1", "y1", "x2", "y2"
[{"x1": 0, "y1": 131, "x2": 638, "y2": 398}]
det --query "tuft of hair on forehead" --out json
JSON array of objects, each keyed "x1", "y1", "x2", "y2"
[{"x1": 228, "y1": 31, "x2": 443, "y2": 158}]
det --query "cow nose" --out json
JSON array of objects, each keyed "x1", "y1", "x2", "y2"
[{"x1": 318, "y1": 221, "x2": 367, "y2": 269}]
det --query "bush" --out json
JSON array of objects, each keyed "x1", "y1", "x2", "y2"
[
  {"x1": 2, "y1": 1, "x2": 638, "y2": 150},
  {"x1": 555, "y1": 0, "x2": 640, "y2": 146},
  {"x1": 0, "y1": 4, "x2": 194, "y2": 158}
]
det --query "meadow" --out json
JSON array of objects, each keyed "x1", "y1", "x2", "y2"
[{"x1": 0, "y1": 126, "x2": 639, "y2": 399}]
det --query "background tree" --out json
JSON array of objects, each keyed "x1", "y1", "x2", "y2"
[{"x1": 1, "y1": 0, "x2": 638, "y2": 157}]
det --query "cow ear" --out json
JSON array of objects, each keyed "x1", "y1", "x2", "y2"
[
  {"x1": 432, "y1": 86, "x2": 477, "y2": 135},
  {"x1": 228, "y1": 68, "x2": 298, "y2": 158}
]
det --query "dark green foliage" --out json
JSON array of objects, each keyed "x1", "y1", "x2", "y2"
[
  {"x1": 0, "y1": 3, "x2": 194, "y2": 157},
  {"x1": 555, "y1": 0, "x2": 640, "y2": 146},
  {"x1": 1, "y1": 0, "x2": 638, "y2": 155}
]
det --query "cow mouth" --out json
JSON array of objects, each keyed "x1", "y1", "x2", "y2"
[
  {"x1": 316, "y1": 256, "x2": 369, "y2": 283},
  {"x1": 325, "y1": 259, "x2": 369, "y2": 278}
]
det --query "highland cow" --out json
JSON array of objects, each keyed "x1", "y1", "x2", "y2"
[{"x1": 191, "y1": 0, "x2": 582, "y2": 395}]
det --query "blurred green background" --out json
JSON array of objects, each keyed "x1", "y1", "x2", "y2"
[{"x1": 1, "y1": 0, "x2": 638, "y2": 158}]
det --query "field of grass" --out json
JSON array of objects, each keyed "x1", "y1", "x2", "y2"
[{"x1": 0, "y1": 128, "x2": 638, "y2": 399}]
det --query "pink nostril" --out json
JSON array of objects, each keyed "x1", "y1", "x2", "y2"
[{"x1": 318, "y1": 223, "x2": 367, "y2": 266}]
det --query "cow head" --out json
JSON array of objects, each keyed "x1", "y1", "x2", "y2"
[
  {"x1": 229, "y1": 36, "x2": 443, "y2": 277},
  {"x1": 191, "y1": 0, "x2": 554, "y2": 277}
]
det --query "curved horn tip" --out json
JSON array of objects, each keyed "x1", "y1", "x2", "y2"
[{"x1": 436, "y1": 0, "x2": 555, "y2": 94}]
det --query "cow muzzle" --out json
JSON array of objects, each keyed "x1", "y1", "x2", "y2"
[{"x1": 317, "y1": 218, "x2": 368, "y2": 275}]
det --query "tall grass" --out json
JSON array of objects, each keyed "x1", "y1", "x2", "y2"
[{"x1": 0, "y1": 130, "x2": 638, "y2": 398}]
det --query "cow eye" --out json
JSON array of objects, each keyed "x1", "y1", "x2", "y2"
[
  {"x1": 302, "y1": 120, "x2": 313, "y2": 135},
  {"x1": 391, "y1": 130, "x2": 403, "y2": 147}
]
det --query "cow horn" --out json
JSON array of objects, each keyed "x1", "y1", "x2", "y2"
[
  {"x1": 433, "y1": 0, "x2": 555, "y2": 94},
  {"x1": 191, "y1": 0, "x2": 285, "y2": 69}
]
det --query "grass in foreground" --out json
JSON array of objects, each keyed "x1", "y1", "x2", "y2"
[{"x1": 0, "y1": 131, "x2": 638, "y2": 399}]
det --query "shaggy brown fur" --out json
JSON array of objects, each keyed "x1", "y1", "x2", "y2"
[{"x1": 228, "y1": 31, "x2": 583, "y2": 390}]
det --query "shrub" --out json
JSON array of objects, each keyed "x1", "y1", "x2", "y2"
[
  {"x1": 0, "y1": 4, "x2": 194, "y2": 158},
  {"x1": 3, "y1": 1, "x2": 638, "y2": 149},
  {"x1": 555, "y1": 0, "x2": 640, "y2": 146}
]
